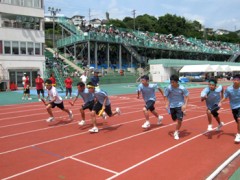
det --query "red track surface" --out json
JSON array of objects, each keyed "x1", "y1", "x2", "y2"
[{"x1": 0, "y1": 88, "x2": 239, "y2": 179}]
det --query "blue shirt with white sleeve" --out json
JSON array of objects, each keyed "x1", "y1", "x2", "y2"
[
  {"x1": 224, "y1": 85, "x2": 240, "y2": 109},
  {"x1": 137, "y1": 83, "x2": 158, "y2": 103},
  {"x1": 164, "y1": 84, "x2": 189, "y2": 108},
  {"x1": 201, "y1": 85, "x2": 222, "y2": 109}
]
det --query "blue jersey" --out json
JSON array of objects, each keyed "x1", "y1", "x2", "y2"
[
  {"x1": 77, "y1": 88, "x2": 94, "y2": 103},
  {"x1": 201, "y1": 85, "x2": 222, "y2": 109},
  {"x1": 224, "y1": 85, "x2": 240, "y2": 109},
  {"x1": 164, "y1": 84, "x2": 189, "y2": 108},
  {"x1": 91, "y1": 76, "x2": 99, "y2": 86},
  {"x1": 137, "y1": 83, "x2": 158, "y2": 102},
  {"x1": 94, "y1": 88, "x2": 110, "y2": 105}
]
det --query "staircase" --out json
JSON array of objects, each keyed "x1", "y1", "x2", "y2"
[
  {"x1": 46, "y1": 48, "x2": 84, "y2": 73},
  {"x1": 122, "y1": 42, "x2": 143, "y2": 63},
  {"x1": 228, "y1": 52, "x2": 240, "y2": 62}
]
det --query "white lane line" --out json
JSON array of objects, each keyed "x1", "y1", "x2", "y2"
[
  {"x1": 106, "y1": 121, "x2": 235, "y2": 180},
  {"x1": 70, "y1": 157, "x2": 118, "y2": 174}
]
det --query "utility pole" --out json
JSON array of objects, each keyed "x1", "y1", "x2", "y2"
[
  {"x1": 89, "y1": 8, "x2": 91, "y2": 26},
  {"x1": 132, "y1": 10, "x2": 136, "y2": 31},
  {"x1": 48, "y1": 7, "x2": 61, "y2": 49}
]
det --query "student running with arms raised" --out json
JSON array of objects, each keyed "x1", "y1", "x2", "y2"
[
  {"x1": 200, "y1": 78, "x2": 224, "y2": 131},
  {"x1": 44, "y1": 79, "x2": 73, "y2": 122},
  {"x1": 137, "y1": 75, "x2": 164, "y2": 129},
  {"x1": 87, "y1": 82, "x2": 121, "y2": 133},
  {"x1": 219, "y1": 74, "x2": 240, "y2": 143},
  {"x1": 164, "y1": 74, "x2": 189, "y2": 140},
  {"x1": 69, "y1": 82, "x2": 94, "y2": 126}
]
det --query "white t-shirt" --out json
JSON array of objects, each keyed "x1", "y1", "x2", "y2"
[
  {"x1": 22, "y1": 76, "x2": 26, "y2": 85},
  {"x1": 47, "y1": 86, "x2": 62, "y2": 104},
  {"x1": 80, "y1": 74, "x2": 87, "y2": 83}
]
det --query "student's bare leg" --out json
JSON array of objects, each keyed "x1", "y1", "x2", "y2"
[
  {"x1": 207, "y1": 109, "x2": 212, "y2": 125},
  {"x1": 90, "y1": 111, "x2": 97, "y2": 127},
  {"x1": 143, "y1": 107, "x2": 149, "y2": 121},
  {"x1": 151, "y1": 109, "x2": 159, "y2": 118},
  {"x1": 176, "y1": 120, "x2": 182, "y2": 131},
  {"x1": 237, "y1": 118, "x2": 240, "y2": 134},
  {"x1": 46, "y1": 104, "x2": 54, "y2": 117},
  {"x1": 80, "y1": 108, "x2": 85, "y2": 120}
]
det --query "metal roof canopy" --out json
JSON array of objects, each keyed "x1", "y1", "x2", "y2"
[{"x1": 148, "y1": 59, "x2": 240, "y2": 67}]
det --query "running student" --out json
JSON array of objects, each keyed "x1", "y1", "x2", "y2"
[
  {"x1": 219, "y1": 74, "x2": 240, "y2": 143},
  {"x1": 137, "y1": 75, "x2": 164, "y2": 129},
  {"x1": 87, "y1": 82, "x2": 121, "y2": 133},
  {"x1": 164, "y1": 74, "x2": 189, "y2": 140},
  {"x1": 44, "y1": 79, "x2": 73, "y2": 122},
  {"x1": 69, "y1": 82, "x2": 94, "y2": 126},
  {"x1": 201, "y1": 78, "x2": 224, "y2": 131}
]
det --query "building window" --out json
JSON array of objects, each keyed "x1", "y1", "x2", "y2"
[
  {"x1": 0, "y1": 41, "x2": 2, "y2": 54},
  {"x1": 4, "y1": 41, "x2": 11, "y2": 54},
  {"x1": 27, "y1": 42, "x2": 34, "y2": 55},
  {"x1": 24, "y1": 0, "x2": 32, "y2": 7},
  {"x1": 35, "y1": 43, "x2": 40, "y2": 55},
  {"x1": 20, "y1": 42, "x2": 26, "y2": 55},
  {"x1": 12, "y1": 41, "x2": 19, "y2": 55}
]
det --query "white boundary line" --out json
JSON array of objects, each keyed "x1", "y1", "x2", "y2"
[{"x1": 205, "y1": 149, "x2": 240, "y2": 180}]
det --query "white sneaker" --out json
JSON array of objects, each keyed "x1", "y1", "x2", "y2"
[
  {"x1": 157, "y1": 115, "x2": 163, "y2": 125},
  {"x1": 78, "y1": 120, "x2": 86, "y2": 126},
  {"x1": 102, "y1": 112, "x2": 107, "y2": 120},
  {"x1": 28, "y1": 98, "x2": 32, "y2": 100},
  {"x1": 207, "y1": 124, "x2": 213, "y2": 131},
  {"x1": 65, "y1": 96, "x2": 68, "y2": 99},
  {"x1": 234, "y1": 133, "x2": 240, "y2": 143},
  {"x1": 116, "y1": 107, "x2": 121, "y2": 115},
  {"x1": 22, "y1": 97, "x2": 25, "y2": 100},
  {"x1": 216, "y1": 122, "x2": 224, "y2": 131},
  {"x1": 142, "y1": 121, "x2": 150, "y2": 129},
  {"x1": 174, "y1": 131, "x2": 179, "y2": 140},
  {"x1": 89, "y1": 127, "x2": 99, "y2": 133},
  {"x1": 46, "y1": 117, "x2": 55, "y2": 122},
  {"x1": 69, "y1": 110, "x2": 73, "y2": 120},
  {"x1": 38, "y1": 99, "x2": 41, "y2": 102},
  {"x1": 70, "y1": 96, "x2": 73, "y2": 99}
]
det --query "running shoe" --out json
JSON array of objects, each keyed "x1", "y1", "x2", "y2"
[
  {"x1": 174, "y1": 131, "x2": 179, "y2": 140},
  {"x1": 207, "y1": 124, "x2": 213, "y2": 131},
  {"x1": 142, "y1": 121, "x2": 150, "y2": 129},
  {"x1": 46, "y1": 117, "x2": 55, "y2": 122},
  {"x1": 216, "y1": 122, "x2": 224, "y2": 131},
  {"x1": 234, "y1": 133, "x2": 240, "y2": 143},
  {"x1": 157, "y1": 115, "x2": 163, "y2": 125},
  {"x1": 89, "y1": 127, "x2": 99, "y2": 133},
  {"x1": 78, "y1": 120, "x2": 86, "y2": 126},
  {"x1": 116, "y1": 107, "x2": 121, "y2": 115}
]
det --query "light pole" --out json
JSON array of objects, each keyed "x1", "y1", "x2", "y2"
[{"x1": 48, "y1": 7, "x2": 61, "y2": 49}]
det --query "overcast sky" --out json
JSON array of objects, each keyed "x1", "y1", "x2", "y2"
[{"x1": 45, "y1": 0, "x2": 240, "y2": 31}]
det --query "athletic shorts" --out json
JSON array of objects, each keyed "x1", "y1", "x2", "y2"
[
  {"x1": 24, "y1": 88, "x2": 30, "y2": 94},
  {"x1": 50, "y1": 101, "x2": 64, "y2": 110},
  {"x1": 93, "y1": 101, "x2": 112, "y2": 117},
  {"x1": 170, "y1": 107, "x2": 183, "y2": 121},
  {"x1": 66, "y1": 88, "x2": 72, "y2": 94},
  {"x1": 232, "y1": 107, "x2": 240, "y2": 123},
  {"x1": 145, "y1": 100, "x2": 155, "y2": 112},
  {"x1": 208, "y1": 104, "x2": 220, "y2": 117},
  {"x1": 82, "y1": 100, "x2": 94, "y2": 111},
  {"x1": 37, "y1": 89, "x2": 44, "y2": 95}
]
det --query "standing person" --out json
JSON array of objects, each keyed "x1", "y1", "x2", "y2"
[
  {"x1": 137, "y1": 75, "x2": 164, "y2": 129},
  {"x1": 64, "y1": 75, "x2": 73, "y2": 99},
  {"x1": 35, "y1": 74, "x2": 45, "y2": 101},
  {"x1": 43, "y1": 79, "x2": 73, "y2": 122},
  {"x1": 91, "y1": 69, "x2": 100, "y2": 87},
  {"x1": 22, "y1": 73, "x2": 32, "y2": 100},
  {"x1": 219, "y1": 74, "x2": 240, "y2": 143},
  {"x1": 69, "y1": 82, "x2": 94, "y2": 126},
  {"x1": 22, "y1": 73, "x2": 26, "y2": 87},
  {"x1": 164, "y1": 74, "x2": 189, "y2": 140},
  {"x1": 201, "y1": 78, "x2": 224, "y2": 131},
  {"x1": 87, "y1": 82, "x2": 121, "y2": 133},
  {"x1": 80, "y1": 71, "x2": 88, "y2": 85},
  {"x1": 49, "y1": 73, "x2": 56, "y2": 87}
]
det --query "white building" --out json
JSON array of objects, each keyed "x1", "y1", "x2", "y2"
[{"x1": 0, "y1": 0, "x2": 45, "y2": 90}]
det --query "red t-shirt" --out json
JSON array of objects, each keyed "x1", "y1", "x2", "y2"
[
  {"x1": 49, "y1": 77, "x2": 56, "y2": 85},
  {"x1": 64, "y1": 78, "x2": 73, "y2": 88},
  {"x1": 35, "y1": 77, "x2": 44, "y2": 90}
]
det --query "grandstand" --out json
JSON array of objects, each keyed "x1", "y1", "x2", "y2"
[{"x1": 44, "y1": 16, "x2": 240, "y2": 87}]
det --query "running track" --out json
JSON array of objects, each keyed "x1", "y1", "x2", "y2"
[{"x1": 0, "y1": 88, "x2": 239, "y2": 179}]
